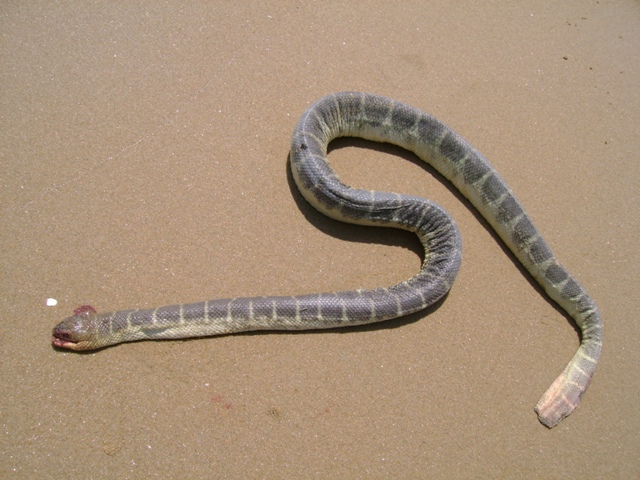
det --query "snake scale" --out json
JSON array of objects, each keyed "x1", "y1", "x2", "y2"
[{"x1": 52, "y1": 92, "x2": 602, "y2": 427}]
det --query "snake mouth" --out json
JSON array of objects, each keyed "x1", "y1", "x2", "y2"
[{"x1": 51, "y1": 334, "x2": 77, "y2": 349}]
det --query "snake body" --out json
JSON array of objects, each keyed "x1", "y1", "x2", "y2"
[{"x1": 52, "y1": 92, "x2": 602, "y2": 427}]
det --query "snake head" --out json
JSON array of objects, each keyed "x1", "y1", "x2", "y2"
[{"x1": 51, "y1": 309, "x2": 99, "y2": 351}]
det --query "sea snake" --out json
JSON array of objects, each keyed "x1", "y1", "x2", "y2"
[{"x1": 51, "y1": 92, "x2": 602, "y2": 428}]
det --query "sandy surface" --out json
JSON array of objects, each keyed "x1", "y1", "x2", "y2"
[{"x1": 2, "y1": 1, "x2": 639, "y2": 478}]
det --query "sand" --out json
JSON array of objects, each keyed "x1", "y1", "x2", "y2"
[{"x1": 1, "y1": 1, "x2": 639, "y2": 478}]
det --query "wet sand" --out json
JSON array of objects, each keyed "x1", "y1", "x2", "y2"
[{"x1": 1, "y1": 2, "x2": 639, "y2": 478}]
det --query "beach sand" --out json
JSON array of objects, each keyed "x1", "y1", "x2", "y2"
[{"x1": 1, "y1": 2, "x2": 639, "y2": 478}]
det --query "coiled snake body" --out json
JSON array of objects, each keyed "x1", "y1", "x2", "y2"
[{"x1": 52, "y1": 92, "x2": 602, "y2": 427}]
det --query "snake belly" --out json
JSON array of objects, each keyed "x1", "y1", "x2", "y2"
[{"x1": 52, "y1": 92, "x2": 602, "y2": 428}]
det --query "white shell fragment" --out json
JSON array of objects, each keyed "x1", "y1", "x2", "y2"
[{"x1": 46, "y1": 298, "x2": 58, "y2": 307}]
